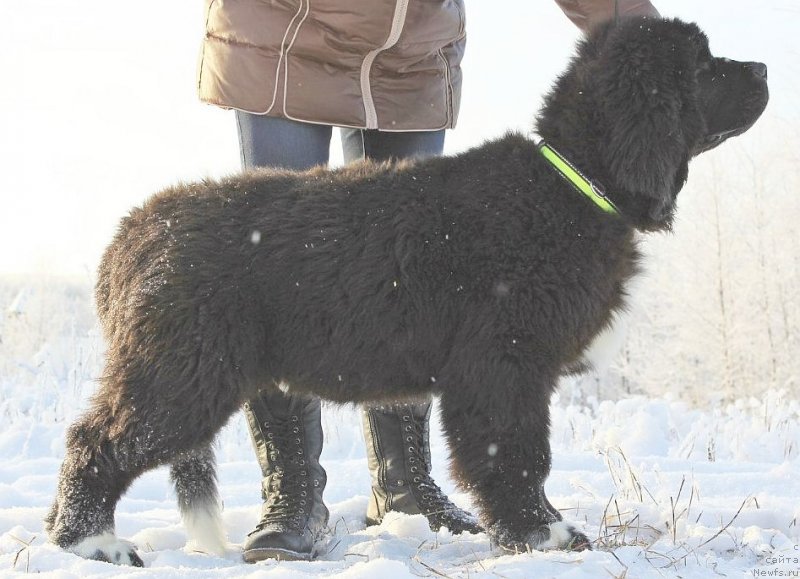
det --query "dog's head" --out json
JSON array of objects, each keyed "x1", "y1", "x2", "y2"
[{"x1": 536, "y1": 17, "x2": 769, "y2": 230}]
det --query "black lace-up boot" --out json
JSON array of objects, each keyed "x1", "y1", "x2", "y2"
[
  {"x1": 242, "y1": 391, "x2": 329, "y2": 562},
  {"x1": 362, "y1": 402, "x2": 482, "y2": 535}
]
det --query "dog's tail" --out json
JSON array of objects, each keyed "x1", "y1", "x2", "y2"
[{"x1": 170, "y1": 446, "x2": 227, "y2": 556}]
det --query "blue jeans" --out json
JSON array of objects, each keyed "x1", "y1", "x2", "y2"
[{"x1": 235, "y1": 112, "x2": 445, "y2": 170}]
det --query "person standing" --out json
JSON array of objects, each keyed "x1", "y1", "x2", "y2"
[{"x1": 197, "y1": 0, "x2": 658, "y2": 563}]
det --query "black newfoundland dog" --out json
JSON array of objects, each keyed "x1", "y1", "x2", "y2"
[{"x1": 47, "y1": 17, "x2": 768, "y2": 565}]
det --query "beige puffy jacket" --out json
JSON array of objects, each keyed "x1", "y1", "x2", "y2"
[{"x1": 198, "y1": 0, "x2": 658, "y2": 131}]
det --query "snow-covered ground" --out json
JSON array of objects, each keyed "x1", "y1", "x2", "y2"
[
  {"x1": 1, "y1": 281, "x2": 798, "y2": 578},
  {"x1": 1, "y1": 1, "x2": 799, "y2": 577}
]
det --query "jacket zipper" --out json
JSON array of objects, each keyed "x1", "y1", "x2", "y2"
[{"x1": 360, "y1": 0, "x2": 410, "y2": 129}]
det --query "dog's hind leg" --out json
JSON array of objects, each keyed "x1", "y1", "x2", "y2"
[
  {"x1": 45, "y1": 396, "x2": 149, "y2": 566},
  {"x1": 47, "y1": 360, "x2": 241, "y2": 565},
  {"x1": 170, "y1": 446, "x2": 227, "y2": 556},
  {"x1": 48, "y1": 268, "x2": 263, "y2": 564}
]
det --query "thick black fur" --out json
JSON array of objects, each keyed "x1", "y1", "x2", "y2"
[{"x1": 47, "y1": 17, "x2": 768, "y2": 562}]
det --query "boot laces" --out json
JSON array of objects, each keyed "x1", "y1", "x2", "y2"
[
  {"x1": 402, "y1": 414, "x2": 481, "y2": 532},
  {"x1": 253, "y1": 414, "x2": 311, "y2": 531},
  {"x1": 403, "y1": 414, "x2": 460, "y2": 516}
]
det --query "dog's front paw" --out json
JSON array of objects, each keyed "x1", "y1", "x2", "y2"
[
  {"x1": 70, "y1": 533, "x2": 144, "y2": 566},
  {"x1": 491, "y1": 521, "x2": 591, "y2": 553},
  {"x1": 532, "y1": 521, "x2": 591, "y2": 551}
]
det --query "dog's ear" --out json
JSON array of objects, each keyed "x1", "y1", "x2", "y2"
[{"x1": 594, "y1": 18, "x2": 701, "y2": 221}]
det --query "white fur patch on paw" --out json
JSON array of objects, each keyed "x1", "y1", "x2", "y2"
[
  {"x1": 183, "y1": 503, "x2": 227, "y2": 556},
  {"x1": 70, "y1": 533, "x2": 143, "y2": 566},
  {"x1": 532, "y1": 521, "x2": 579, "y2": 550}
]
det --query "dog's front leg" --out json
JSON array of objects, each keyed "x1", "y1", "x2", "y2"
[{"x1": 439, "y1": 386, "x2": 590, "y2": 552}]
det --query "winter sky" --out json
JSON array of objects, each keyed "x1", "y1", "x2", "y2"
[{"x1": 0, "y1": 0, "x2": 797, "y2": 278}]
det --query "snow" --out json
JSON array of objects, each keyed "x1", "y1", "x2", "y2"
[
  {"x1": 0, "y1": 281, "x2": 798, "y2": 577},
  {"x1": 1, "y1": 0, "x2": 799, "y2": 576}
]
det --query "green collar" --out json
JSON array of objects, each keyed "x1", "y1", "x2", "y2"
[{"x1": 537, "y1": 141, "x2": 621, "y2": 217}]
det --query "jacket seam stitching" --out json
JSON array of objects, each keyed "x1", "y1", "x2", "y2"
[{"x1": 203, "y1": 33, "x2": 262, "y2": 50}]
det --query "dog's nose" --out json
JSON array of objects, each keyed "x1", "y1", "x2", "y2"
[{"x1": 746, "y1": 62, "x2": 767, "y2": 80}]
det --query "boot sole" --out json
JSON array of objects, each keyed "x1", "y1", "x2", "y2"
[{"x1": 243, "y1": 547, "x2": 314, "y2": 563}]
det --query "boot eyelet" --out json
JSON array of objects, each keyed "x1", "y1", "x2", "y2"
[
  {"x1": 291, "y1": 416, "x2": 299, "y2": 422},
  {"x1": 299, "y1": 459, "x2": 306, "y2": 465},
  {"x1": 402, "y1": 416, "x2": 410, "y2": 422},
  {"x1": 411, "y1": 467, "x2": 417, "y2": 473},
  {"x1": 301, "y1": 491, "x2": 307, "y2": 497},
  {"x1": 292, "y1": 427, "x2": 300, "y2": 434},
  {"x1": 295, "y1": 438, "x2": 302, "y2": 444},
  {"x1": 406, "y1": 436, "x2": 413, "y2": 442},
  {"x1": 408, "y1": 447, "x2": 414, "y2": 453},
  {"x1": 413, "y1": 477, "x2": 421, "y2": 483},
  {"x1": 300, "y1": 500, "x2": 306, "y2": 505},
  {"x1": 396, "y1": 480, "x2": 404, "y2": 486}
]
